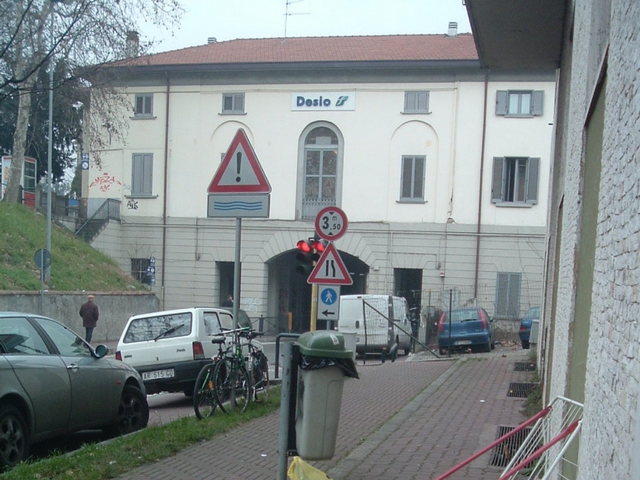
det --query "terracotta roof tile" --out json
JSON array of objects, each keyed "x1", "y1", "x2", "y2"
[{"x1": 124, "y1": 34, "x2": 478, "y2": 67}]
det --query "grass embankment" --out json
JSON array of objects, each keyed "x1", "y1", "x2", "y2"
[
  {"x1": 0, "y1": 202, "x2": 144, "y2": 291},
  {"x1": 2, "y1": 389, "x2": 280, "y2": 480}
]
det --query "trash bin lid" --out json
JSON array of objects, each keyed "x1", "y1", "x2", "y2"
[{"x1": 296, "y1": 331, "x2": 353, "y2": 359}]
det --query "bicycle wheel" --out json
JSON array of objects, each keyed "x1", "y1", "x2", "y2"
[
  {"x1": 193, "y1": 363, "x2": 217, "y2": 419},
  {"x1": 253, "y1": 350, "x2": 270, "y2": 402},
  {"x1": 213, "y1": 358, "x2": 250, "y2": 414}
]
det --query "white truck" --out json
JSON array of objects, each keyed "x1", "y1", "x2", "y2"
[{"x1": 337, "y1": 295, "x2": 412, "y2": 356}]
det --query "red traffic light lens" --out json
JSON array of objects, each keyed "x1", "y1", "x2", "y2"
[
  {"x1": 311, "y1": 240, "x2": 325, "y2": 253},
  {"x1": 296, "y1": 240, "x2": 311, "y2": 253}
]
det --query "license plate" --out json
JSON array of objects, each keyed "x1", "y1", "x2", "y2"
[
  {"x1": 143, "y1": 368, "x2": 175, "y2": 380},
  {"x1": 454, "y1": 340, "x2": 472, "y2": 345}
]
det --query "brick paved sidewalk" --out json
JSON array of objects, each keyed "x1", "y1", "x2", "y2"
[{"x1": 116, "y1": 347, "x2": 534, "y2": 480}]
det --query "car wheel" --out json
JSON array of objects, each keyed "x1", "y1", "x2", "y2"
[
  {"x1": 0, "y1": 404, "x2": 29, "y2": 471},
  {"x1": 522, "y1": 340, "x2": 530, "y2": 349},
  {"x1": 105, "y1": 385, "x2": 149, "y2": 436},
  {"x1": 484, "y1": 342, "x2": 491, "y2": 353}
]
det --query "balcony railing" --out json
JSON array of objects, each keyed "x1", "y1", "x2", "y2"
[{"x1": 301, "y1": 198, "x2": 336, "y2": 220}]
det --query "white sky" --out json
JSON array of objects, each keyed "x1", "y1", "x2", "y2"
[{"x1": 142, "y1": 0, "x2": 472, "y2": 53}]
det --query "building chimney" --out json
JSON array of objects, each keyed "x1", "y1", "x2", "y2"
[
  {"x1": 208, "y1": 37, "x2": 217, "y2": 44},
  {"x1": 126, "y1": 31, "x2": 140, "y2": 57},
  {"x1": 447, "y1": 22, "x2": 458, "y2": 37}
]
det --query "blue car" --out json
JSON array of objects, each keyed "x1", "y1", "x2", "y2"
[
  {"x1": 438, "y1": 307, "x2": 494, "y2": 353},
  {"x1": 519, "y1": 306, "x2": 540, "y2": 349}
]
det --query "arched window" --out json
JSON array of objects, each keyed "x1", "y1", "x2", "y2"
[{"x1": 298, "y1": 123, "x2": 343, "y2": 219}]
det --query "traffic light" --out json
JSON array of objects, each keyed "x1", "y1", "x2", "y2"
[{"x1": 295, "y1": 238, "x2": 325, "y2": 276}]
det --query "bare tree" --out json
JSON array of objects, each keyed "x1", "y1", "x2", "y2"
[{"x1": 1, "y1": 0, "x2": 182, "y2": 204}]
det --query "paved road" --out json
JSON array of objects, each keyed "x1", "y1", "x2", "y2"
[{"x1": 113, "y1": 344, "x2": 534, "y2": 479}]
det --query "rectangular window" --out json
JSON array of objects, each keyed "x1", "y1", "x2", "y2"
[
  {"x1": 496, "y1": 273, "x2": 521, "y2": 318},
  {"x1": 400, "y1": 155, "x2": 425, "y2": 201},
  {"x1": 132, "y1": 153, "x2": 153, "y2": 196},
  {"x1": 134, "y1": 93, "x2": 153, "y2": 117},
  {"x1": 222, "y1": 93, "x2": 245, "y2": 114},
  {"x1": 404, "y1": 91, "x2": 429, "y2": 113},
  {"x1": 491, "y1": 157, "x2": 540, "y2": 205},
  {"x1": 23, "y1": 160, "x2": 36, "y2": 191},
  {"x1": 131, "y1": 258, "x2": 151, "y2": 284},
  {"x1": 496, "y1": 90, "x2": 544, "y2": 116}
]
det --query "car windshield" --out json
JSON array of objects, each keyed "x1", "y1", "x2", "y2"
[
  {"x1": 447, "y1": 309, "x2": 481, "y2": 323},
  {"x1": 219, "y1": 308, "x2": 252, "y2": 329},
  {"x1": 123, "y1": 312, "x2": 192, "y2": 343},
  {"x1": 524, "y1": 307, "x2": 540, "y2": 319}
]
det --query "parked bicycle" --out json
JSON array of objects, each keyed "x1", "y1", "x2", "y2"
[
  {"x1": 193, "y1": 334, "x2": 227, "y2": 419},
  {"x1": 193, "y1": 327, "x2": 269, "y2": 418},
  {"x1": 213, "y1": 327, "x2": 270, "y2": 413}
]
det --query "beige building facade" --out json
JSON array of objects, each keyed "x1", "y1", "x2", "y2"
[{"x1": 86, "y1": 33, "x2": 555, "y2": 333}]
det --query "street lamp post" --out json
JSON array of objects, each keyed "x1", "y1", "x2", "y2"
[{"x1": 46, "y1": 12, "x2": 53, "y2": 282}]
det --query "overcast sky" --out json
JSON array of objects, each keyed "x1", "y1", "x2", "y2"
[{"x1": 142, "y1": 0, "x2": 472, "y2": 53}]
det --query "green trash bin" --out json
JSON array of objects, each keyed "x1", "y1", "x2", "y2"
[{"x1": 294, "y1": 331, "x2": 358, "y2": 460}]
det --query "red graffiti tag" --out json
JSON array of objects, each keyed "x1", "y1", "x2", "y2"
[{"x1": 90, "y1": 172, "x2": 122, "y2": 192}]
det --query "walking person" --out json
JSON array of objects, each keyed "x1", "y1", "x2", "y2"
[{"x1": 79, "y1": 294, "x2": 99, "y2": 343}]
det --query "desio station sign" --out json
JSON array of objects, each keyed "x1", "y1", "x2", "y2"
[{"x1": 291, "y1": 92, "x2": 356, "y2": 111}]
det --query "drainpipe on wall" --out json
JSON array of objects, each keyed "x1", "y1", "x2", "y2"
[
  {"x1": 473, "y1": 73, "x2": 489, "y2": 300},
  {"x1": 161, "y1": 73, "x2": 171, "y2": 309}
]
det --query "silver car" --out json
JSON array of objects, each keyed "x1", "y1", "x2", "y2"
[{"x1": 0, "y1": 312, "x2": 149, "y2": 470}]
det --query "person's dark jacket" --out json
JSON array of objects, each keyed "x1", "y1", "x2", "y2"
[{"x1": 79, "y1": 302, "x2": 99, "y2": 328}]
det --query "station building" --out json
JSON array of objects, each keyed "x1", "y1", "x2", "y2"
[{"x1": 85, "y1": 27, "x2": 555, "y2": 333}]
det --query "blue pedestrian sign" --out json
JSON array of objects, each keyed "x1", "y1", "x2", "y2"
[{"x1": 317, "y1": 285, "x2": 341, "y2": 321}]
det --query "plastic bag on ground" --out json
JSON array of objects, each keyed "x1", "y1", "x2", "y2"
[{"x1": 287, "y1": 456, "x2": 333, "y2": 480}]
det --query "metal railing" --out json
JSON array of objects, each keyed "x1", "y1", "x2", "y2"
[
  {"x1": 434, "y1": 396, "x2": 583, "y2": 480},
  {"x1": 75, "y1": 198, "x2": 121, "y2": 241},
  {"x1": 300, "y1": 198, "x2": 336, "y2": 220}
]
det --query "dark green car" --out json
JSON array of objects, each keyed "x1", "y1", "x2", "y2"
[{"x1": 0, "y1": 312, "x2": 149, "y2": 470}]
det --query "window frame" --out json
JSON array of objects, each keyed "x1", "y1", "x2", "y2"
[
  {"x1": 400, "y1": 155, "x2": 426, "y2": 202},
  {"x1": 131, "y1": 258, "x2": 151, "y2": 284},
  {"x1": 222, "y1": 93, "x2": 245, "y2": 114},
  {"x1": 296, "y1": 122, "x2": 344, "y2": 220},
  {"x1": 491, "y1": 156, "x2": 540, "y2": 206},
  {"x1": 134, "y1": 93, "x2": 154, "y2": 118},
  {"x1": 131, "y1": 153, "x2": 153, "y2": 197},
  {"x1": 404, "y1": 91, "x2": 430, "y2": 114},
  {"x1": 495, "y1": 90, "x2": 544, "y2": 117}
]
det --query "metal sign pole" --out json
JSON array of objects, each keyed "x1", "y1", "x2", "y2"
[{"x1": 231, "y1": 217, "x2": 242, "y2": 408}]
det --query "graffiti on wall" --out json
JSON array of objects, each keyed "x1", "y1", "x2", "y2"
[{"x1": 90, "y1": 172, "x2": 122, "y2": 192}]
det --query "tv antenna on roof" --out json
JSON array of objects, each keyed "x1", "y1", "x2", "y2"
[{"x1": 284, "y1": 0, "x2": 309, "y2": 39}]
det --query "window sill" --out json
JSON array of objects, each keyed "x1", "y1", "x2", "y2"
[
  {"x1": 130, "y1": 115, "x2": 157, "y2": 120},
  {"x1": 492, "y1": 202, "x2": 535, "y2": 208},
  {"x1": 220, "y1": 112, "x2": 247, "y2": 116},
  {"x1": 499, "y1": 114, "x2": 536, "y2": 118},
  {"x1": 125, "y1": 195, "x2": 158, "y2": 199},
  {"x1": 401, "y1": 111, "x2": 431, "y2": 115},
  {"x1": 397, "y1": 199, "x2": 426, "y2": 204}
]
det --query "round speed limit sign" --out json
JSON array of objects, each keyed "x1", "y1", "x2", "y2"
[{"x1": 315, "y1": 206, "x2": 348, "y2": 241}]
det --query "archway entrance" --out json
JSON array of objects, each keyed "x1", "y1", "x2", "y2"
[{"x1": 267, "y1": 249, "x2": 368, "y2": 333}]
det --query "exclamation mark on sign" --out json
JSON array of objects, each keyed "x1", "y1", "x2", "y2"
[{"x1": 236, "y1": 152, "x2": 242, "y2": 183}]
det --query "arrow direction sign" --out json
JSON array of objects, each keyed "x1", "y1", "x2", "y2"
[
  {"x1": 317, "y1": 285, "x2": 341, "y2": 321},
  {"x1": 308, "y1": 243, "x2": 353, "y2": 285}
]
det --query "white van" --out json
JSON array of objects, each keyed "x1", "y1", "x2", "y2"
[
  {"x1": 116, "y1": 307, "x2": 252, "y2": 395},
  {"x1": 337, "y1": 295, "x2": 412, "y2": 356}
]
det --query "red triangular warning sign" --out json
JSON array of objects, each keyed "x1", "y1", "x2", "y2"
[
  {"x1": 208, "y1": 129, "x2": 271, "y2": 194},
  {"x1": 308, "y1": 243, "x2": 353, "y2": 285}
]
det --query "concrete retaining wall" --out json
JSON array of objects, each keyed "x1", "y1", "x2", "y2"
[{"x1": 0, "y1": 291, "x2": 160, "y2": 343}]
